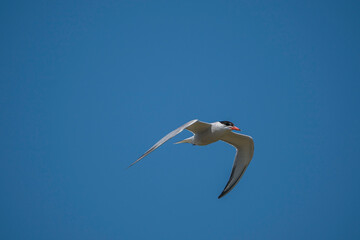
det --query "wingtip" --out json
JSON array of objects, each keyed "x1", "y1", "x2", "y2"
[
  {"x1": 218, "y1": 192, "x2": 226, "y2": 199},
  {"x1": 128, "y1": 158, "x2": 141, "y2": 168}
]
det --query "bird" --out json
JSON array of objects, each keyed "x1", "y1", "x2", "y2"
[{"x1": 129, "y1": 119, "x2": 254, "y2": 199}]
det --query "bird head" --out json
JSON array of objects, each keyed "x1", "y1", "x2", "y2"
[{"x1": 219, "y1": 121, "x2": 241, "y2": 131}]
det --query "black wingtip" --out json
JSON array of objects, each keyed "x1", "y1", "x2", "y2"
[{"x1": 218, "y1": 192, "x2": 226, "y2": 199}]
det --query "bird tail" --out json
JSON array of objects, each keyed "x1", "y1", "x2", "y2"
[{"x1": 174, "y1": 137, "x2": 193, "y2": 144}]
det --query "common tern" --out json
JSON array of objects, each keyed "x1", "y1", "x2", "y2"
[{"x1": 130, "y1": 119, "x2": 254, "y2": 199}]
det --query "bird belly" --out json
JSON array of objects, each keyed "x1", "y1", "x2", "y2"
[{"x1": 193, "y1": 132, "x2": 220, "y2": 146}]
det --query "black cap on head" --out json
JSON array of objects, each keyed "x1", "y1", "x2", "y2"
[{"x1": 219, "y1": 121, "x2": 234, "y2": 127}]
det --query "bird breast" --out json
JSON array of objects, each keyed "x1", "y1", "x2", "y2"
[{"x1": 193, "y1": 125, "x2": 229, "y2": 146}]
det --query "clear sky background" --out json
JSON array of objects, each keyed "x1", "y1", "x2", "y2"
[{"x1": 1, "y1": 1, "x2": 360, "y2": 239}]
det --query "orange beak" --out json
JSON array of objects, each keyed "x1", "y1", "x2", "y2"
[{"x1": 231, "y1": 126, "x2": 241, "y2": 131}]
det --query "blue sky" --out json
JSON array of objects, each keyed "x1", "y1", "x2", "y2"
[{"x1": 1, "y1": 0, "x2": 359, "y2": 239}]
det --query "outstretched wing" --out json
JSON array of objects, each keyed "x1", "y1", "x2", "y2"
[
  {"x1": 218, "y1": 131, "x2": 254, "y2": 199},
  {"x1": 129, "y1": 119, "x2": 211, "y2": 167}
]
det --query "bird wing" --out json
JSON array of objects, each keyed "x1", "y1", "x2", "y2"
[
  {"x1": 218, "y1": 131, "x2": 254, "y2": 199},
  {"x1": 185, "y1": 120, "x2": 212, "y2": 133},
  {"x1": 129, "y1": 119, "x2": 211, "y2": 167}
]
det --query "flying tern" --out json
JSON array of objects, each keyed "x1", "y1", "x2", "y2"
[{"x1": 129, "y1": 119, "x2": 254, "y2": 199}]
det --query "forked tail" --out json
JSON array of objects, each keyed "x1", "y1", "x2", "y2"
[{"x1": 174, "y1": 137, "x2": 193, "y2": 144}]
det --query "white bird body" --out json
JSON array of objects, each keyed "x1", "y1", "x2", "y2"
[
  {"x1": 198, "y1": 122, "x2": 232, "y2": 145},
  {"x1": 130, "y1": 119, "x2": 254, "y2": 199},
  {"x1": 178, "y1": 122, "x2": 232, "y2": 145}
]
